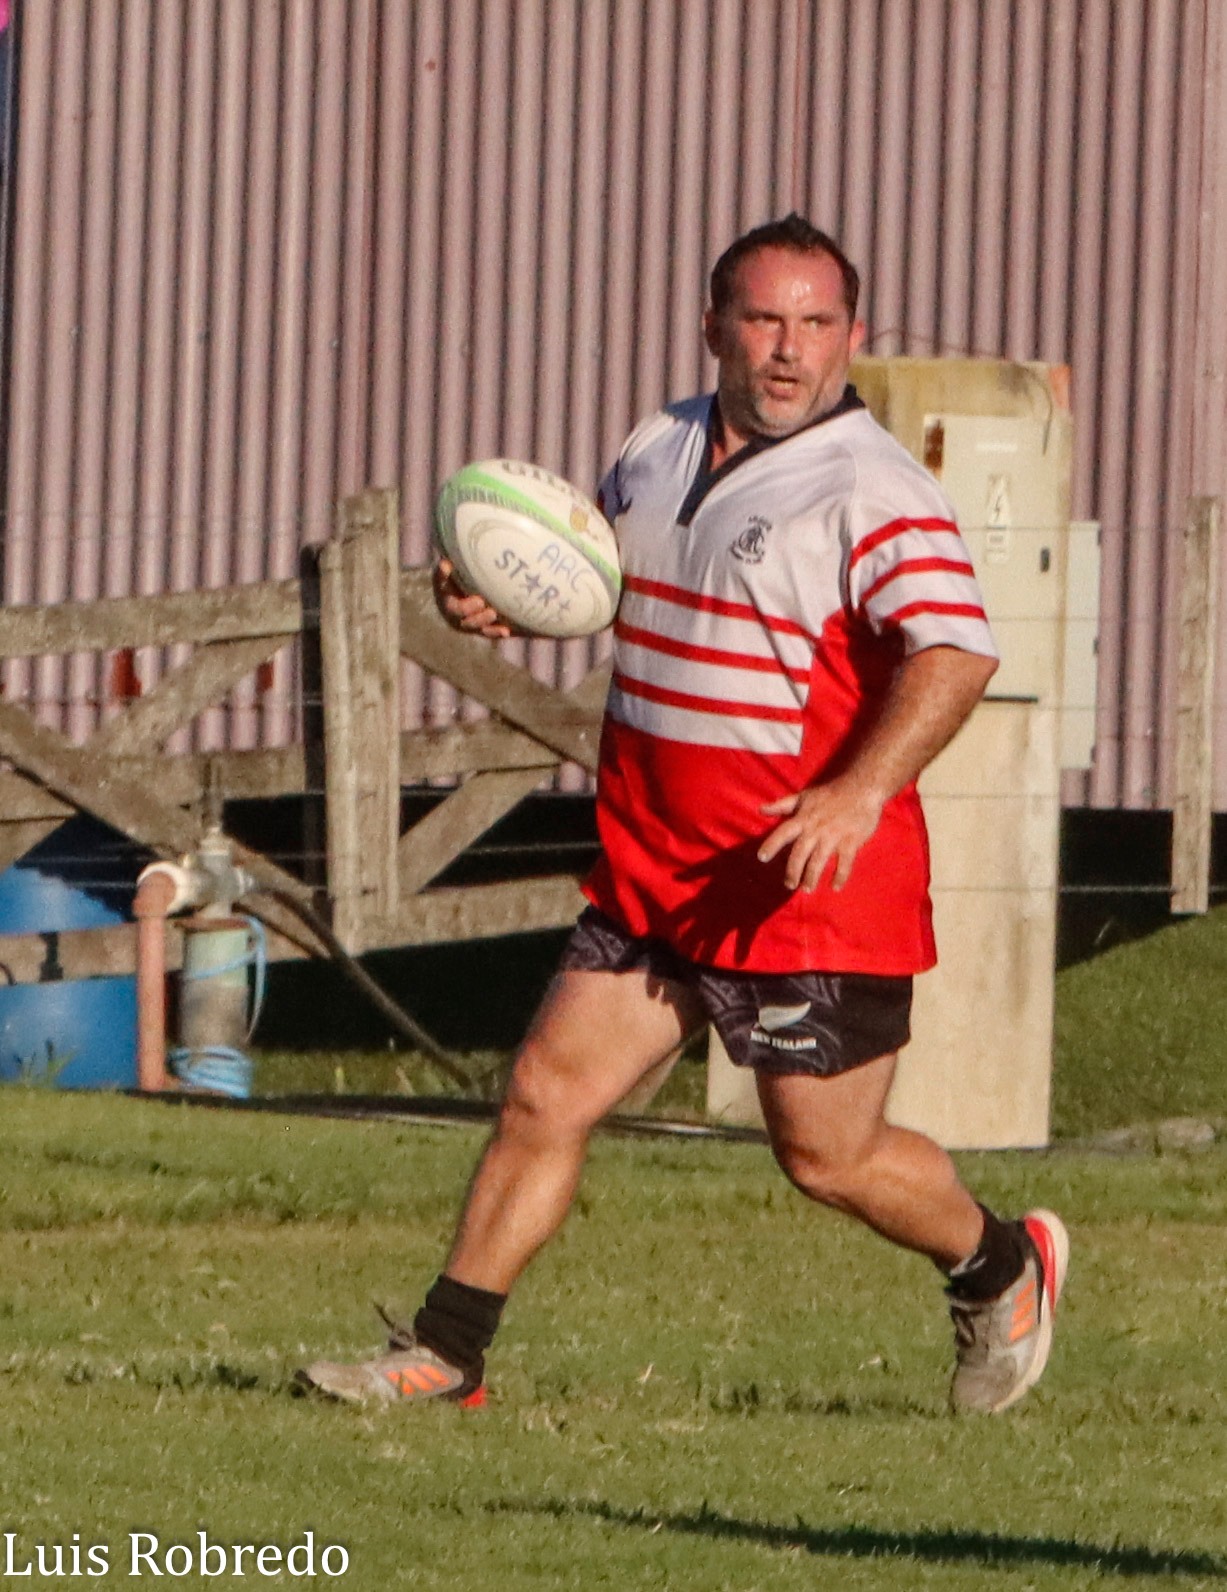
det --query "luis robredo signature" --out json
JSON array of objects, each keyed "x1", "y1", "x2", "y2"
[{"x1": 2, "y1": 1530, "x2": 350, "y2": 1579}]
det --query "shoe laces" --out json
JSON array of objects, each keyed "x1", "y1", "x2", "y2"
[
  {"x1": 948, "y1": 1297, "x2": 979, "y2": 1352},
  {"x1": 375, "y1": 1301, "x2": 417, "y2": 1351}
]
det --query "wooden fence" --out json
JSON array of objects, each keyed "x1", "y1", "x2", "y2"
[{"x1": 0, "y1": 490, "x2": 603, "y2": 986}]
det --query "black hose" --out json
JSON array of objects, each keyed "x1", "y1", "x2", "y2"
[{"x1": 260, "y1": 888, "x2": 475, "y2": 1092}]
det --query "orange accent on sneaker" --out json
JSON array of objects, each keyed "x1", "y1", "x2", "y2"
[
  {"x1": 406, "y1": 1366, "x2": 446, "y2": 1394},
  {"x1": 383, "y1": 1366, "x2": 432, "y2": 1396},
  {"x1": 1008, "y1": 1280, "x2": 1038, "y2": 1342},
  {"x1": 458, "y1": 1386, "x2": 487, "y2": 1409},
  {"x1": 399, "y1": 1364, "x2": 448, "y2": 1392}
]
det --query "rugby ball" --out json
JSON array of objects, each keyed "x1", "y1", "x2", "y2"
[{"x1": 433, "y1": 459, "x2": 621, "y2": 638}]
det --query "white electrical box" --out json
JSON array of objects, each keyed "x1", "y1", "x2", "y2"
[
  {"x1": 923, "y1": 412, "x2": 1069, "y2": 707},
  {"x1": 847, "y1": 356, "x2": 1099, "y2": 759}
]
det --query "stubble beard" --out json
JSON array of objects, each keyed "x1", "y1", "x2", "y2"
[{"x1": 734, "y1": 367, "x2": 845, "y2": 442}]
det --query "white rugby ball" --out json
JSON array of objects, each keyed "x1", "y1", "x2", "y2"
[{"x1": 434, "y1": 458, "x2": 621, "y2": 638}]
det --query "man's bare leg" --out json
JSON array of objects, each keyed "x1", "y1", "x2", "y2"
[
  {"x1": 756, "y1": 1053, "x2": 983, "y2": 1267},
  {"x1": 755, "y1": 1056, "x2": 1068, "y2": 1415},
  {"x1": 297, "y1": 965, "x2": 703, "y2": 1403},
  {"x1": 444, "y1": 965, "x2": 705, "y2": 1293}
]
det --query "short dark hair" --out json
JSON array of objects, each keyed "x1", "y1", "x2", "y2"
[{"x1": 709, "y1": 214, "x2": 860, "y2": 322}]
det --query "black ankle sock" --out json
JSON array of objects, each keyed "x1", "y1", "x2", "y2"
[
  {"x1": 412, "y1": 1274, "x2": 507, "y2": 1378},
  {"x1": 944, "y1": 1205, "x2": 1029, "y2": 1301}
]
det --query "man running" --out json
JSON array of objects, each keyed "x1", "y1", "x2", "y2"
[{"x1": 300, "y1": 214, "x2": 1067, "y2": 1416}]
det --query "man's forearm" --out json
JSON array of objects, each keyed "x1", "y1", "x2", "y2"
[
  {"x1": 757, "y1": 643, "x2": 998, "y2": 892},
  {"x1": 837, "y1": 644, "x2": 998, "y2": 805}
]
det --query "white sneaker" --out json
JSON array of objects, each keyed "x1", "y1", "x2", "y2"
[
  {"x1": 296, "y1": 1336, "x2": 486, "y2": 1408},
  {"x1": 948, "y1": 1209, "x2": 1069, "y2": 1414}
]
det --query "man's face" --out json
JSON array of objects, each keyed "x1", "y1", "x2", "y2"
[{"x1": 703, "y1": 246, "x2": 866, "y2": 446}]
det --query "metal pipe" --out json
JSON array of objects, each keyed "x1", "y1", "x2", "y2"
[
  {"x1": 133, "y1": 847, "x2": 247, "y2": 1093},
  {"x1": 133, "y1": 867, "x2": 177, "y2": 1093}
]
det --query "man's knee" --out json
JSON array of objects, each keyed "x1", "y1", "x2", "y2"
[
  {"x1": 758, "y1": 1063, "x2": 896, "y2": 1211},
  {"x1": 770, "y1": 1134, "x2": 875, "y2": 1211},
  {"x1": 497, "y1": 1041, "x2": 602, "y2": 1142}
]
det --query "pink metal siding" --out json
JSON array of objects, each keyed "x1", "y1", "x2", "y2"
[{"x1": 3, "y1": 0, "x2": 1227, "y2": 808}]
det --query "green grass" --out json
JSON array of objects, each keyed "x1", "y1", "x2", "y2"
[
  {"x1": 251, "y1": 1033, "x2": 713, "y2": 1119},
  {"x1": 1053, "y1": 908, "x2": 1227, "y2": 1138},
  {"x1": 4, "y1": 908, "x2": 1227, "y2": 1588},
  {"x1": 2, "y1": 1088, "x2": 1226, "y2": 1590}
]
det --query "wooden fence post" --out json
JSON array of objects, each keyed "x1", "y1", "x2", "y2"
[
  {"x1": 320, "y1": 489, "x2": 402, "y2": 951},
  {"x1": 1172, "y1": 495, "x2": 1221, "y2": 914}
]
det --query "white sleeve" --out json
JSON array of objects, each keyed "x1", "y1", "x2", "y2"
[
  {"x1": 596, "y1": 409, "x2": 673, "y2": 526},
  {"x1": 846, "y1": 471, "x2": 999, "y2": 661}
]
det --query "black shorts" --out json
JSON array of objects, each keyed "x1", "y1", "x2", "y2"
[{"x1": 558, "y1": 907, "x2": 912, "y2": 1078}]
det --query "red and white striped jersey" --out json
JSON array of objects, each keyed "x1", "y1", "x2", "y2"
[{"x1": 581, "y1": 390, "x2": 998, "y2": 976}]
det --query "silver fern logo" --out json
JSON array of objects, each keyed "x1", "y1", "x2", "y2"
[
  {"x1": 731, "y1": 515, "x2": 772, "y2": 564},
  {"x1": 755, "y1": 1002, "x2": 812, "y2": 1032}
]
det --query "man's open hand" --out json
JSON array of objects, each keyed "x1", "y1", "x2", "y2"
[
  {"x1": 433, "y1": 558, "x2": 515, "y2": 640},
  {"x1": 757, "y1": 778, "x2": 886, "y2": 892},
  {"x1": 757, "y1": 646, "x2": 998, "y2": 892}
]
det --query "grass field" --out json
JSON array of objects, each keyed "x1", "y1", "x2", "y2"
[
  {"x1": 4, "y1": 908, "x2": 1227, "y2": 1588},
  {"x1": 3, "y1": 1069, "x2": 1226, "y2": 1591}
]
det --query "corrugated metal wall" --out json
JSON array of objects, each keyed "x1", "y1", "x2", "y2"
[{"x1": 3, "y1": 0, "x2": 1226, "y2": 806}]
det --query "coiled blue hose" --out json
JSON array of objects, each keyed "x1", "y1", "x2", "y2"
[{"x1": 169, "y1": 917, "x2": 267, "y2": 1099}]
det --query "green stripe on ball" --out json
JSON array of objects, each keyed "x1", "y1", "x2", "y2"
[{"x1": 438, "y1": 466, "x2": 620, "y2": 592}]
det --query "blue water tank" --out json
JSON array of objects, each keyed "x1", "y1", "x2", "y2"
[{"x1": 0, "y1": 819, "x2": 144, "y2": 1089}]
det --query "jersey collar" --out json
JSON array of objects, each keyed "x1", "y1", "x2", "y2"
[{"x1": 677, "y1": 383, "x2": 866, "y2": 527}]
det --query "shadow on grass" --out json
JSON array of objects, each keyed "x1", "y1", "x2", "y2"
[
  {"x1": 63, "y1": 1359, "x2": 281, "y2": 1396},
  {"x1": 497, "y1": 1500, "x2": 1227, "y2": 1579},
  {"x1": 703, "y1": 1385, "x2": 942, "y2": 1420}
]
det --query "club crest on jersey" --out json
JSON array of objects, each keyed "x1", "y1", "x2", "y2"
[{"x1": 730, "y1": 515, "x2": 772, "y2": 564}]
